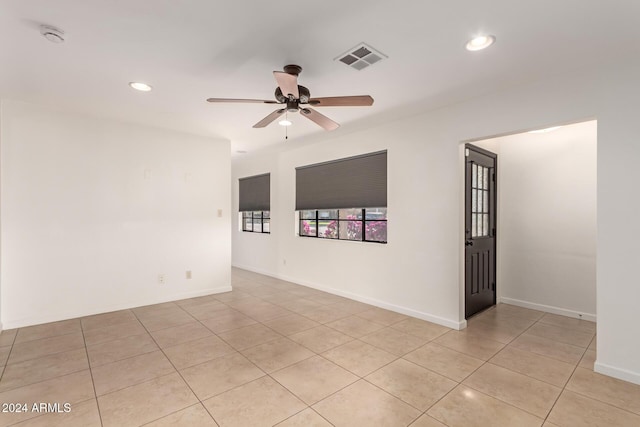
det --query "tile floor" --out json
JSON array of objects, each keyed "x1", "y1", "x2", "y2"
[{"x1": 0, "y1": 268, "x2": 639, "y2": 426}]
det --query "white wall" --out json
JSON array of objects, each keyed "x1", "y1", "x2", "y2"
[
  {"x1": 232, "y1": 61, "x2": 640, "y2": 384},
  {"x1": 474, "y1": 121, "x2": 597, "y2": 320},
  {"x1": 0, "y1": 100, "x2": 231, "y2": 328}
]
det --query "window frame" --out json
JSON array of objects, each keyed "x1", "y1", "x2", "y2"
[
  {"x1": 241, "y1": 211, "x2": 270, "y2": 234},
  {"x1": 298, "y1": 208, "x2": 387, "y2": 243}
]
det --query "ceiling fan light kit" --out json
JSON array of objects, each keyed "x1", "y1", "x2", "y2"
[{"x1": 206, "y1": 65, "x2": 374, "y2": 132}]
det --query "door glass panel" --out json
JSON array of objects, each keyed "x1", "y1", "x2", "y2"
[
  {"x1": 477, "y1": 189, "x2": 483, "y2": 215},
  {"x1": 471, "y1": 214, "x2": 477, "y2": 237},
  {"x1": 483, "y1": 167, "x2": 489, "y2": 189},
  {"x1": 472, "y1": 189, "x2": 477, "y2": 213},
  {"x1": 472, "y1": 164, "x2": 477, "y2": 188},
  {"x1": 483, "y1": 214, "x2": 489, "y2": 236},
  {"x1": 483, "y1": 190, "x2": 489, "y2": 212}
]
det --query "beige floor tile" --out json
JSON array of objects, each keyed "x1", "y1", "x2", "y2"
[
  {"x1": 203, "y1": 376, "x2": 306, "y2": 427},
  {"x1": 132, "y1": 302, "x2": 184, "y2": 320},
  {"x1": 302, "y1": 305, "x2": 351, "y2": 324},
  {"x1": 0, "y1": 345, "x2": 10, "y2": 366},
  {"x1": 326, "y1": 315, "x2": 385, "y2": 338},
  {"x1": 237, "y1": 303, "x2": 292, "y2": 322},
  {"x1": 366, "y1": 358, "x2": 457, "y2": 410},
  {"x1": 217, "y1": 323, "x2": 283, "y2": 351},
  {"x1": 150, "y1": 321, "x2": 213, "y2": 348},
  {"x1": 361, "y1": 327, "x2": 428, "y2": 356},
  {"x1": 329, "y1": 300, "x2": 373, "y2": 314},
  {"x1": 263, "y1": 313, "x2": 320, "y2": 336},
  {"x1": 463, "y1": 363, "x2": 561, "y2": 418},
  {"x1": 200, "y1": 310, "x2": 258, "y2": 334},
  {"x1": 86, "y1": 333, "x2": 157, "y2": 367},
  {"x1": 241, "y1": 337, "x2": 314, "y2": 373},
  {"x1": 14, "y1": 398, "x2": 101, "y2": 427},
  {"x1": 271, "y1": 355, "x2": 358, "y2": 404},
  {"x1": 0, "y1": 370, "x2": 94, "y2": 427},
  {"x1": 180, "y1": 351, "x2": 264, "y2": 400},
  {"x1": 163, "y1": 335, "x2": 234, "y2": 369},
  {"x1": 82, "y1": 320, "x2": 147, "y2": 347},
  {"x1": 275, "y1": 408, "x2": 332, "y2": 426},
  {"x1": 547, "y1": 390, "x2": 640, "y2": 427},
  {"x1": 180, "y1": 301, "x2": 229, "y2": 321},
  {"x1": 589, "y1": 335, "x2": 597, "y2": 350},
  {"x1": 175, "y1": 294, "x2": 219, "y2": 308},
  {"x1": 98, "y1": 373, "x2": 197, "y2": 427},
  {"x1": 526, "y1": 322, "x2": 594, "y2": 348},
  {"x1": 489, "y1": 346, "x2": 575, "y2": 387},
  {"x1": 427, "y1": 385, "x2": 543, "y2": 427},
  {"x1": 463, "y1": 317, "x2": 529, "y2": 344},
  {"x1": 579, "y1": 348, "x2": 596, "y2": 370},
  {"x1": 8, "y1": 332, "x2": 85, "y2": 365},
  {"x1": 213, "y1": 290, "x2": 253, "y2": 303},
  {"x1": 312, "y1": 379, "x2": 421, "y2": 427},
  {"x1": 566, "y1": 367, "x2": 640, "y2": 415},
  {"x1": 15, "y1": 319, "x2": 81, "y2": 344},
  {"x1": 0, "y1": 348, "x2": 88, "y2": 392},
  {"x1": 91, "y1": 350, "x2": 175, "y2": 395},
  {"x1": 322, "y1": 339, "x2": 397, "y2": 377},
  {"x1": 511, "y1": 333, "x2": 585, "y2": 364},
  {"x1": 390, "y1": 318, "x2": 450, "y2": 341},
  {"x1": 144, "y1": 403, "x2": 219, "y2": 426},
  {"x1": 493, "y1": 304, "x2": 545, "y2": 321},
  {"x1": 138, "y1": 311, "x2": 196, "y2": 332},
  {"x1": 81, "y1": 310, "x2": 137, "y2": 331},
  {"x1": 0, "y1": 329, "x2": 18, "y2": 347},
  {"x1": 410, "y1": 414, "x2": 448, "y2": 427},
  {"x1": 539, "y1": 313, "x2": 596, "y2": 334},
  {"x1": 434, "y1": 330, "x2": 504, "y2": 360},
  {"x1": 404, "y1": 342, "x2": 483, "y2": 382},
  {"x1": 356, "y1": 307, "x2": 408, "y2": 326},
  {"x1": 289, "y1": 325, "x2": 354, "y2": 353}
]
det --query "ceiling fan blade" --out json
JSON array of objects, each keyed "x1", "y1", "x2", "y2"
[
  {"x1": 308, "y1": 95, "x2": 374, "y2": 107},
  {"x1": 253, "y1": 108, "x2": 286, "y2": 128},
  {"x1": 273, "y1": 71, "x2": 299, "y2": 99},
  {"x1": 300, "y1": 108, "x2": 339, "y2": 131},
  {"x1": 207, "y1": 98, "x2": 278, "y2": 104}
]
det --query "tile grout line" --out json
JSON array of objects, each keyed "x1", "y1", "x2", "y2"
[{"x1": 79, "y1": 318, "x2": 105, "y2": 427}]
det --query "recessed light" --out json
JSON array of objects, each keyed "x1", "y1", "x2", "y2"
[
  {"x1": 528, "y1": 126, "x2": 561, "y2": 134},
  {"x1": 278, "y1": 119, "x2": 292, "y2": 127},
  {"x1": 466, "y1": 35, "x2": 496, "y2": 51},
  {"x1": 129, "y1": 82, "x2": 152, "y2": 92}
]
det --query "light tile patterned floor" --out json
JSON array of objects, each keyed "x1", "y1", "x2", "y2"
[{"x1": 1, "y1": 268, "x2": 639, "y2": 426}]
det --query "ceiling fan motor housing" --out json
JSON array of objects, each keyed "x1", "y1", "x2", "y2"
[{"x1": 275, "y1": 85, "x2": 310, "y2": 104}]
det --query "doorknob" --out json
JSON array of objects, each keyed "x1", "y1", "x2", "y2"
[{"x1": 465, "y1": 240, "x2": 474, "y2": 247}]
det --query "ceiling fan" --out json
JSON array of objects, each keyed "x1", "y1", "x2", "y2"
[{"x1": 206, "y1": 65, "x2": 374, "y2": 131}]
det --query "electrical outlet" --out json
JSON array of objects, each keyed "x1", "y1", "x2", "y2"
[
  {"x1": 158, "y1": 274, "x2": 165, "y2": 284},
  {"x1": 186, "y1": 270, "x2": 192, "y2": 279}
]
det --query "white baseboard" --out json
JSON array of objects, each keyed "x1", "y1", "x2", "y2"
[
  {"x1": 499, "y1": 297, "x2": 596, "y2": 323},
  {"x1": 231, "y1": 263, "x2": 277, "y2": 278},
  {"x1": 3, "y1": 285, "x2": 232, "y2": 329},
  {"x1": 595, "y1": 361, "x2": 640, "y2": 386}
]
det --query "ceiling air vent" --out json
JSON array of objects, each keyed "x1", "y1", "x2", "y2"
[{"x1": 335, "y1": 43, "x2": 387, "y2": 71}]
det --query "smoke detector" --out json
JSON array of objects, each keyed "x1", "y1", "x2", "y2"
[
  {"x1": 40, "y1": 25, "x2": 65, "y2": 43},
  {"x1": 335, "y1": 43, "x2": 387, "y2": 71}
]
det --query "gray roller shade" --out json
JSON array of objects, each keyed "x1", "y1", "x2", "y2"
[
  {"x1": 239, "y1": 173, "x2": 270, "y2": 211},
  {"x1": 296, "y1": 150, "x2": 387, "y2": 210}
]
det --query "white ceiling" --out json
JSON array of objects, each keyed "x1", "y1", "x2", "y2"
[{"x1": 1, "y1": 1, "x2": 638, "y2": 154}]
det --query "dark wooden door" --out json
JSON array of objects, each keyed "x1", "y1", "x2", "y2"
[{"x1": 465, "y1": 144, "x2": 497, "y2": 318}]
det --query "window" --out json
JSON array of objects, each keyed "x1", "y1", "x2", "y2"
[
  {"x1": 239, "y1": 173, "x2": 270, "y2": 234},
  {"x1": 299, "y1": 208, "x2": 387, "y2": 243},
  {"x1": 242, "y1": 211, "x2": 270, "y2": 233},
  {"x1": 295, "y1": 150, "x2": 388, "y2": 243}
]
